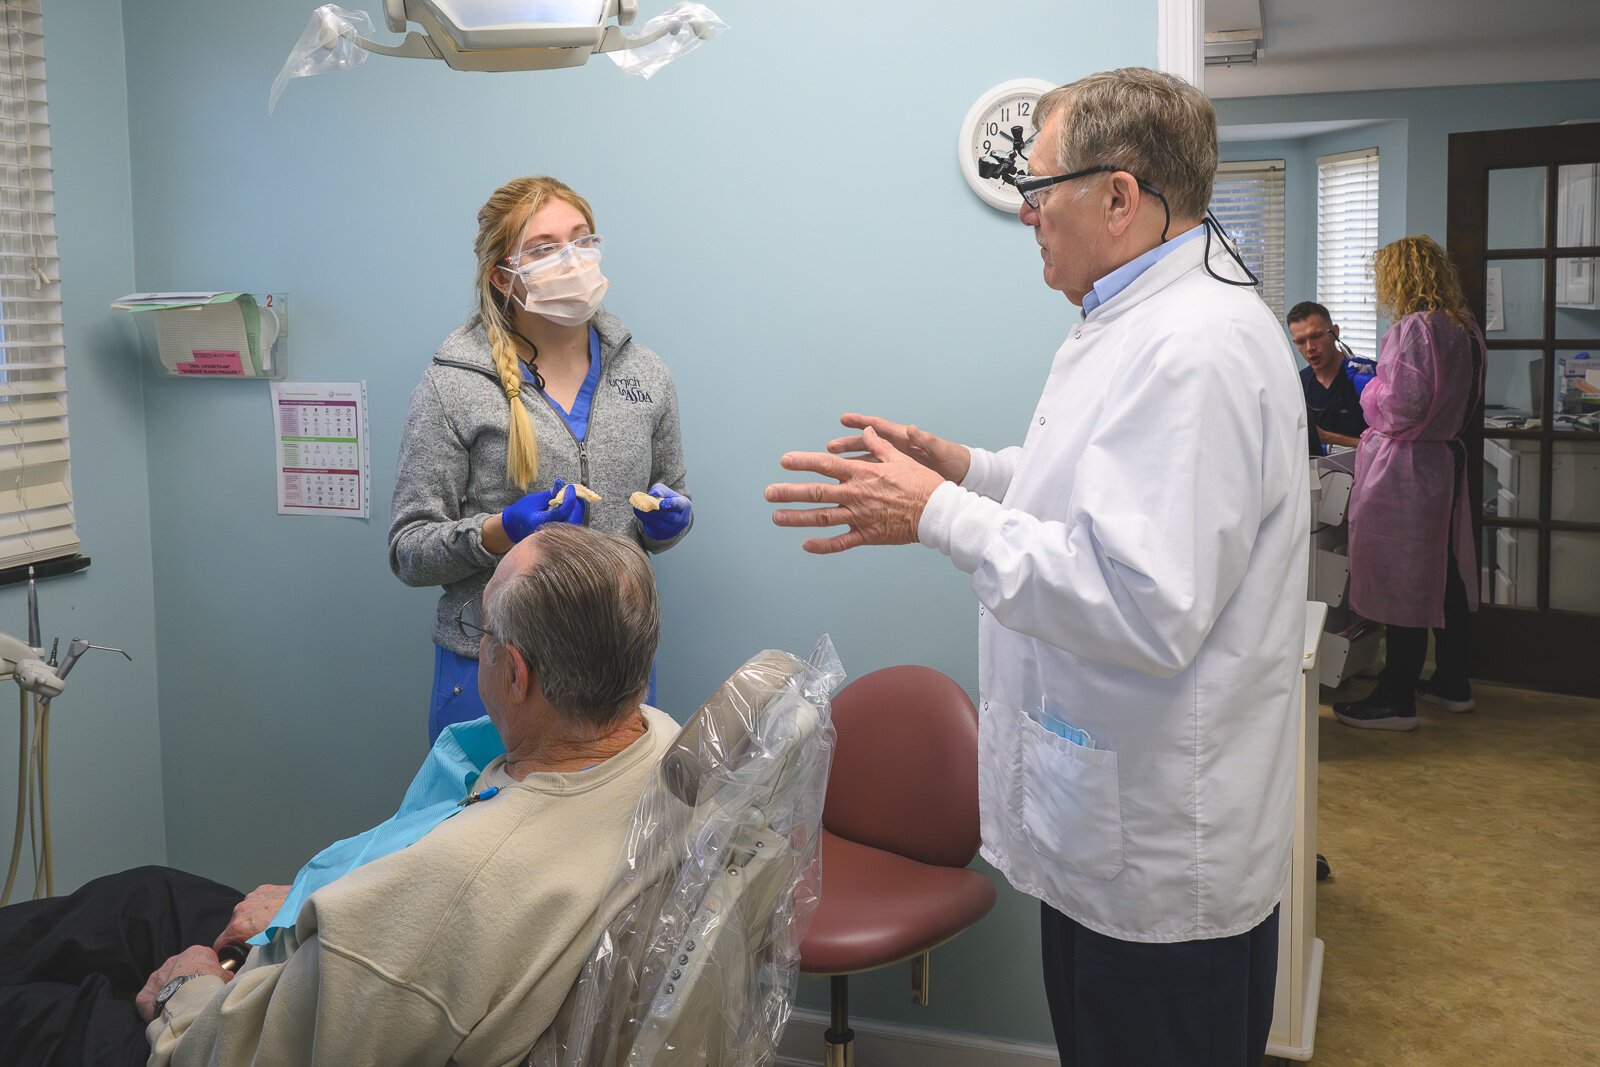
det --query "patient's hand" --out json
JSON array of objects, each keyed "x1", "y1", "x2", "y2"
[
  {"x1": 137, "y1": 946, "x2": 229, "y2": 1022},
  {"x1": 211, "y1": 883, "x2": 293, "y2": 953}
]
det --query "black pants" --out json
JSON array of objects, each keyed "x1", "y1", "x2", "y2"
[
  {"x1": 1372, "y1": 547, "x2": 1472, "y2": 710},
  {"x1": 0, "y1": 866, "x2": 243, "y2": 1067},
  {"x1": 1041, "y1": 902, "x2": 1279, "y2": 1067}
]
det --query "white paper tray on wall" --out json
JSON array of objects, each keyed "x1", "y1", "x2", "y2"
[{"x1": 114, "y1": 292, "x2": 287, "y2": 380}]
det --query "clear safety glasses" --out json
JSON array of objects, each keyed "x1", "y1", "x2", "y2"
[{"x1": 504, "y1": 233, "x2": 604, "y2": 273}]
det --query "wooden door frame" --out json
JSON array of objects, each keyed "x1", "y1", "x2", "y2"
[{"x1": 1448, "y1": 123, "x2": 1600, "y2": 696}]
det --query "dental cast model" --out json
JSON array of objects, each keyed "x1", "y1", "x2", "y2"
[
  {"x1": 550, "y1": 483, "x2": 603, "y2": 508},
  {"x1": 629, "y1": 491, "x2": 660, "y2": 512}
]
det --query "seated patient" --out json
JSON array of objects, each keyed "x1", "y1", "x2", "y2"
[{"x1": 0, "y1": 523, "x2": 680, "y2": 1067}]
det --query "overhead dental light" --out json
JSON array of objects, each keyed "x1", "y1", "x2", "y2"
[
  {"x1": 270, "y1": 1, "x2": 726, "y2": 111},
  {"x1": 373, "y1": 0, "x2": 709, "y2": 72}
]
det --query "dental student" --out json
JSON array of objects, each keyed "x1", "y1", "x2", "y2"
[{"x1": 390, "y1": 176, "x2": 692, "y2": 744}]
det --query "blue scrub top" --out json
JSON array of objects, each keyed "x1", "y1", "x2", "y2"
[
  {"x1": 520, "y1": 326, "x2": 602, "y2": 440},
  {"x1": 1301, "y1": 363, "x2": 1368, "y2": 444}
]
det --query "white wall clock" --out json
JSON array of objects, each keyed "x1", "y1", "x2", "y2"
[{"x1": 958, "y1": 78, "x2": 1058, "y2": 212}]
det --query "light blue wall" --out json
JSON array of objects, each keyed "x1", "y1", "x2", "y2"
[
  {"x1": 0, "y1": 1, "x2": 169, "y2": 896},
  {"x1": 114, "y1": 0, "x2": 1155, "y2": 1046}
]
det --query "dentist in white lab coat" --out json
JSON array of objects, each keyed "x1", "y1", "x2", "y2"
[{"x1": 768, "y1": 68, "x2": 1308, "y2": 1067}]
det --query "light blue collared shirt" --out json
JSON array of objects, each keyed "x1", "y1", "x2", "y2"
[{"x1": 1082, "y1": 224, "x2": 1205, "y2": 317}]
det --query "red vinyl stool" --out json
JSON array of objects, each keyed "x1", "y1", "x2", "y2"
[{"x1": 798, "y1": 666, "x2": 996, "y2": 1067}]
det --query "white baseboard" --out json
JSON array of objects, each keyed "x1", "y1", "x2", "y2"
[{"x1": 776, "y1": 1008, "x2": 1060, "y2": 1067}]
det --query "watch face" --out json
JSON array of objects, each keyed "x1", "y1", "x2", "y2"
[
  {"x1": 156, "y1": 975, "x2": 192, "y2": 1008},
  {"x1": 959, "y1": 79, "x2": 1056, "y2": 212}
]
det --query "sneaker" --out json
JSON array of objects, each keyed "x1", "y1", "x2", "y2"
[
  {"x1": 1417, "y1": 679, "x2": 1475, "y2": 713},
  {"x1": 1333, "y1": 698, "x2": 1419, "y2": 731}
]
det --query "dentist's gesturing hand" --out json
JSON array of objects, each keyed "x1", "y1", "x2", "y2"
[
  {"x1": 827, "y1": 413, "x2": 971, "y2": 485},
  {"x1": 767, "y1": 425, "x2": 945, "y2": 554}
]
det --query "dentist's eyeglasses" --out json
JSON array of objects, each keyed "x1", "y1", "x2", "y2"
[{"x1": 1012, "y1": 165, "x2": 1120, "y2": 209}]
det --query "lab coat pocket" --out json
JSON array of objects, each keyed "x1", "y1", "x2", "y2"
[{"x1": 1018, "y1": 713, "x2": 1125, "y2": 881}]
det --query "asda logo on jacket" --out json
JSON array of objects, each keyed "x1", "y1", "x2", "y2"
[{"x1": 609, "y1": 377, "x2": 654, "y2": 403}]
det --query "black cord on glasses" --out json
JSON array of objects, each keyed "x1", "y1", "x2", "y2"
[{"x1": 1008, "y1": 167, "x2": 1262, "y2": 290}]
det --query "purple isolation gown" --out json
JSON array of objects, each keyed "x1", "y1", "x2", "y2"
[{"x1": 1347, "y1": 310, "x2": 1485, "y2": 629}]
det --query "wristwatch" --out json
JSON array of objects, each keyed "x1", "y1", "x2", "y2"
[{"x1": 153, "y1": 972, "x2": 203, "y2": 1013}]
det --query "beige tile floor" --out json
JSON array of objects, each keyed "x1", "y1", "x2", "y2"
[{"x1": 1298, "y1": 679, "x2": 1600, "y2": 1065}]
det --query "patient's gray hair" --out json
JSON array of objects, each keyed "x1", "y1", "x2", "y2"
[
  {"x1": 485, "y1": 524, "x2": 660, "y2": 728},
  {"x1": 1034, "y1": 67, "x2": 1218, "y2": 221}
]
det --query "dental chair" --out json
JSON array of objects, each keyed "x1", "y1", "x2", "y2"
[
  {"x1": 797, "y1": 665, "x2": 996, "y2": 1067},
  {"x1": 529, "y1": 643, "x2": 841, "y2": 1066}
]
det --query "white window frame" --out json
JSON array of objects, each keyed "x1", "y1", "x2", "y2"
[
  {"x1": 0, "y1": 0, "x2": 76, "y2": 577},
  {"x1": 1317, "y1": 148, "x2": 1381, "y2": 359},
  {"x1": 1211, "y1": 159, "x2": 1286, "y2": 319}
]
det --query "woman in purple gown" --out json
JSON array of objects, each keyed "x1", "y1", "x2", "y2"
[{"x1": 1335, "y1": 236, "x2": 1485, "y2": 731}]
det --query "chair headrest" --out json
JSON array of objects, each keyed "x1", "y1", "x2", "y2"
[{"x1": 659, "y1": 650, "x2": 809, "y2": 806}]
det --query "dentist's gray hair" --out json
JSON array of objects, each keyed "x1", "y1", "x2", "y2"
[
  {"x1": 1034, "y1": 67, "x2": 1218, "y2": 220},
  {"x1": 485, "y1": 524, "x2": 659, "y2": 727}
]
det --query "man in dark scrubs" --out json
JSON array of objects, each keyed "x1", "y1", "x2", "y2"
[{"x1": 1288, "y1": 301, "x2": 1374, "y2": 453}]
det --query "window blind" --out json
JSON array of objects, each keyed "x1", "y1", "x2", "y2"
[
  {"x1": 1317, "y1": 148, "x2": 1380, "y2": 359},
  {"x1": 0, "y1": 0, "x2": 75, "y2": 572},
  {"x1": 1210, "y1": 160, "x2": 1285, "y2": 318}
]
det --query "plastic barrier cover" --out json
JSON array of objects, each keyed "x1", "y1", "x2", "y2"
[
  {"x1": 529, "y1": 637, "x2": 842, "y2": 1066},
  {"x1": 268, "y1": 5, "x2": 374, "y2": 114}
]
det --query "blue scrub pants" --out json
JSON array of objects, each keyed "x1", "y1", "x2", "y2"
[
  {"x1": 428, "y1": 645, "x2": 659, "y2": 745},
  {"x1": 1040, "y1": 901, "x2": 1279, "y2": 1067},
  {"x1": 429, "y1": 646, "x2": 489, "y2": 745}
]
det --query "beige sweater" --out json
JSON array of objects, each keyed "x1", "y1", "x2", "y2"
[{"x1": 147, "y1": 707, "x2": 678, "y2": 1067}]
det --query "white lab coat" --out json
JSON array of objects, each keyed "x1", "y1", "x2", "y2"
[{"x1": 919, "y1": 235, "x2": 1309, "y2": 942}]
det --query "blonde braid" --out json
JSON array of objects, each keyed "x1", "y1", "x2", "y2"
[{"x1": 483, "y1": 305, "x2": 539, "y2": 488}]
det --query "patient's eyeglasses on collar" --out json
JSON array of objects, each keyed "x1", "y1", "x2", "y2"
[{"x1": 456, "y1": 599, "x2": 499, "y2": 643}]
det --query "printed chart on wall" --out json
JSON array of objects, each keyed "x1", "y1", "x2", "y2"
[{"x1": 270, "y1": 381, "x2": 370, "y2": 518}]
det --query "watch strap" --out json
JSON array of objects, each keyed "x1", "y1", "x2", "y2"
[{"x1": 154, "y1": 972, "x2": 203, "y2": 1012}]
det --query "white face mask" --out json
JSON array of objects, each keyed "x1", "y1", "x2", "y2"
[{"x1": 505, "y1": 244, "x2": 609, "y2": 327}]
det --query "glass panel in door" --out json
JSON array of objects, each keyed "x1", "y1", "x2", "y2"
[
  {"x1": 1480, "y1": 525, "x2": 1538, "y2": 608},
  {"x1": 1550, "y1": 531, "x2": 1600, "y2": 615},
  {"x1": 1486, "y1": 258, "x2": 1544, "y2": 338},
  {"x1": 1486, "y1": 166, "x2": 1547, "y2": 249}
]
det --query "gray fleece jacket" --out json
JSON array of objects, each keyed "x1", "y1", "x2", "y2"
[{"x1": 389, "y1": 310, "x2": 690, "y2": 656}]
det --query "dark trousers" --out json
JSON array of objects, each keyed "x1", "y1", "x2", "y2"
[
  {"x1": 1041, "y1": 902, "x2": 1279, "y2": 1067},
  {"x1": 0, "y1": 866, "x2": 243, "y2": 1067},
  {"x1": 1374, "y1": 547, "x2": 1472, "y2": 710}
]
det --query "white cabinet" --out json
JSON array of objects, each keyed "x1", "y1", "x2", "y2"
[
  {"x1": 1308, "y1": 450, "x2": 1382, "y2": 687},
  {"x1": 1482, "y1": 438, "x2": 1600, "y2": 608}
]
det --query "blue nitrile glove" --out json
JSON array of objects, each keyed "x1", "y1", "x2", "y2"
[
  {"x1": 1346, "y1": 357, "x2": 1377, "y2": 397},
  {"x1": 634, "y1": 482, "x2": 691, "y2": 541},
  {"x1": 501, "y1": 477, "x2": 586, "y2": 544}
]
